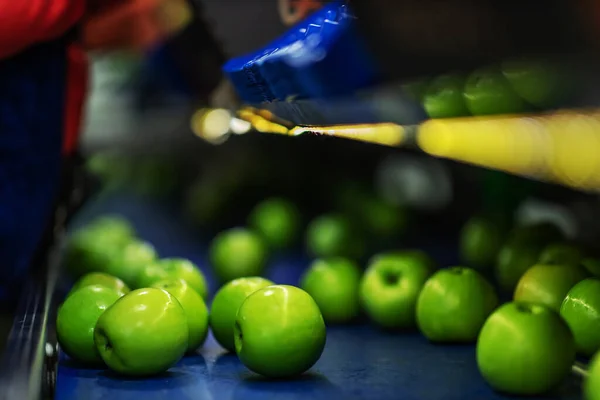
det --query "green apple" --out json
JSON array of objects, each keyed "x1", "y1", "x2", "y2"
[
  {"x1": 235, "y1": 285, "x2": 326, "y2": 378},
  {"x1": 422, "y1": 73, "x2": 469, "y2": 118},
  {"x1": 151, "y1": 279, "x2": 209, "y2": 353},
  {"x1": 559, "y1": 278, "x2": 600, "y2": 357},
  {"x1": 586, "y1": 352, "x2": 600, "y2": 400},
  {"x1": 209, "y1": 276, "x2": 274, "y2": 352},
  {"x1": 359, "y1": 195, "x2": 408, "y2": 238},
  {"x1": 136, "y1": 258, "x2": 208, "y2": 299},
  {"x1": 86, "y1": 215, "x2": 136, "y2": 245},
  {"x1": 402, "y1": 78, "x2": 430, "y2": 103},
  {"x1": 464, "y1": 66, "x2": 530, "y2": 116},
  {"x1": 94, "y1": 288, "x2": 188, "y2": 376},
  {"x1": 582, "y1": 258, "x2": 600, "y2": 278},
  {"x1": 416, "y1": 267, "x2": 498, "y2": 342},
  {"x1": 300, "y1": 257, "x2": 361, "y2": 324},
  {"x1": 477, "y1": 302, "x2": 575, "y2": 395},
  {"x1": 104, "y1": 240, "x2": 157, "y2": 288},
  {"x1": 495, "y1": 241, "x2": 541, "y2": 294},
  {"x1": 360, "y1": 252, "x2": 434, "y2": 329},
  {"x1": 514, "y1": 263, "x2": 589, "y2": 312},
  {"x1": 57, "y1": 285, "x2": 123, "y2": 364},
  {"x1": 64, "y1": 230, "x2": 127, "y2": 278},
  {"x1": 501, "y1": 59, "x2": 573, "y2": 109},
  {"x1": 538, "y1": 242, "x2": 583, "y2": 266},
  {"x1": 306, "y1": 214, "x2": 365, "y2": 260},
  {"x1": 460, "y1": 214, "x2": 507, "y2": 270},
  {"x1": 510, "y1": 222, "x2": 565, "y2": 246},
  {"x1": 68, "y1": 272, "x2": 130, "y2": 298},
  {"x1": 248, "y1": 197, "x2": 301, "y2": 249},
  {"x1": 209, "y1": 228, "x2": 268, "y2": 283},
  {"x1": 368, "y1": 249, "x2": 436, "y2": 272}
]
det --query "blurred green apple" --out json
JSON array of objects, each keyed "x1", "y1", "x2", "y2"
[
  {"x1": 416, "y1": 267, "x2": 498, "y2": 342},
  {"x1": 361, "y1": 252, "x2": 434, "y2": 329},
  {"x1": 495, "y1": 241, "x2": 541, "y2": 294},
  {"x1": 235, "y1": 285, "x2": 326, "y2": 378},
  {"x1": 582, "y1": 258, "x2": 600, "y2": 278},
  {"x1": 422, "y1": 72, "x2": 469, "y2": 118},
  {"x1": 560, "y1": 278, "x2": 600, "y2": 357},
  {"x1": 209, "y1": 276, "x2": 274, "y2": 352},
  {"x1": 464, "y1": 66, "x2": 530, "y2": 116},
  {"x1": 104, "y1": 240, "x2": 157, "y2": 288},
  {"x1": 306, "y1": 214, "x2": 365, "y2": 260},
  {"x1": 209, "y1": 228, "x2": 268, "y2": 283},
  {"x1": 514, "y1": 263, "x2": 589, "y2": 312},
  {"x1": 136, "y1": 258, "x2": 208, "y2": 299},
  {"x1": 501, "y1": 59, "x2": 573, "y2": 109},
  {"x1": 402, "y1": 78, "x2": 430, "y2": 103},
  {"x1": 68, "y1": 272, "x2": 130, "y2": 298},
  {"x1": 460, "y1": 214, "x2": 507, "y2": 270},
  {"x1": 151, "y1": 279, "x2": 209, "y2": 353},
  {"x1": 94, "y1": 288, "x2": 188, "y2": 376},
  {"x1": 57, "y1": 285, "x2": 122, "y2": 364},
  {"x1": 248, "y1": 197, "x2": 301, "y2": 250},
  {"x1": 587, "y1": 352, "x2": 600, "y2": 400},
  {"x1": 538, "y1": 242, "x2": 584, "y2": 266},
  {"x1": 301, "y1": 257, "x2": 361, "y2": 324},
  {"x1": 477, "y1": 302, "x2": 575, "y2": 395}
]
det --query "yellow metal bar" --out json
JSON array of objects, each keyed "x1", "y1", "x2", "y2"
[
  {"x1": 417, "y1": 110, "x2": 600, "y2": 190},
  {"x1": 290, "y1": 123, "x2": 406, "y2": 147}
]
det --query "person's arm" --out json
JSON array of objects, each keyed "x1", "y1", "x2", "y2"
[{"x1": 0, "y1": 0, "x2": 86, "y2": 59}]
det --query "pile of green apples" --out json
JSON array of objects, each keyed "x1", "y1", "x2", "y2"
[
  {"x1": 404, "y1": 59, "x2": 576, "y2": 119},
  {"x1": 460, "y1": 214, "x2": 600, "y2": 399},
  {"x1": 58, "y1": 212, "x2": 327, "y2": 379}
]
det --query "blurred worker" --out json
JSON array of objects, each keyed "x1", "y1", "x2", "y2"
[{"x1": 0, "y1": 0, "x2": 223, "y2": 305}]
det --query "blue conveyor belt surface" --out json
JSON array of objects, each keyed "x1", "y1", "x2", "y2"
[{"x1": 54, "y1": 193, "x2": 582, "y2": 400}]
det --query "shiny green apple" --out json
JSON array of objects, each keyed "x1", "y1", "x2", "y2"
[
  {"x1": 68, "y1": 272, "x2": 130, "y2": 298},
  {"x1": 248, "y1": 197, "x2": 301, "y2": 249},
  {"x1": 422, "y1": 72, "x2": 469, "y2": 118},
  {"x1": 463, "y1": 66, "x2": 530, "y2": 116},
  {"x1": 209, "y1": 276, "x2": 274, "y2": 352},
  {"x1": 94, "y1": 288, "x2": 188, "y2": 376},
  {"x1": 538, "y1": 242, "x2": 583, "y2": 266},
  {"x1": 104, "y1": 240, "x2": 157, "y2": 288},
  {"x1": 136, "y1": 258, "x2": 208, "y2": 299},
  {"x1": 586, "y1": 352, "x2": 600, "y2": 400},
  {"x1": 460, "y1": 214, "x2": 506, "y2": 270},
  {"x1": 301, "y1": 257, "x2": 361, "y2": 324},
  {"x1": 306, "y1": 214, "x2": 365, "y2": 260},
  {"x1": 416, "y1": 267, "x2": 498, "y2": 342},
  {"x1": 477, "y1": 302, "x2": 575, "y2": 395},
  {"x1": 57, "y1": 285, "x2": 122, "y2": 364},
  {"x1": 209, "y1": 228, "x2": 268, "y2": 283},
  {"x1": 514, "y1": 263, "x2": 589, "y2": 312},
  {"x1": 235, "y1": 285, "x2": 326, "y2": 378},
  {"x1": 560, "y1": 278, "x2": 600, "y2": 357},
  {"x1": 361, "y1": 252, "x2": 434, "y2": 329},
  {"x1": 151, "y1": 279, "x2": 209, "y2": 353}
]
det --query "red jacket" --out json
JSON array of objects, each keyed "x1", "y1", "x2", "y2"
[
  {"x1": 0, "y1": 0, "x2": 88, "y2": 155},
  {"x1": 0, "y1": 0, "x2": 178, "y2": 155}
]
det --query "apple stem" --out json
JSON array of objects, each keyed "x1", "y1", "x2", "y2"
[{"x1": 572, "y1": 361, "x2": 588, "y2": 378}]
